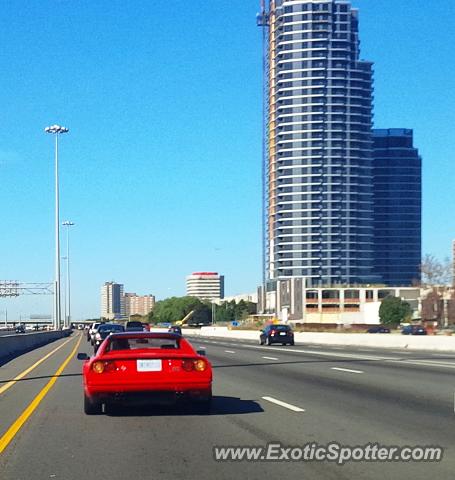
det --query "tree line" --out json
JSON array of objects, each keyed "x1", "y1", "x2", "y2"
[{"x1": 146, "y1": 296, "x2": 257, "y2": 325}]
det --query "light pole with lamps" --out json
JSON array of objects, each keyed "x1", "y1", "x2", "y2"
[
  {"x1": 45, "y1": 124, "x2": 69, "y2": 330},
  {"x1": 62, "y1": 220, "x2": 75, "y2": 329}
]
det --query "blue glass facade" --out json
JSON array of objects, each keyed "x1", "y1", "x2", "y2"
[
  {"x1": 372, "y1": 129, "x2": 422, "y2": 286},
  {"x1": 262, "y1": 0, "x2": 376, "y2": 286}
]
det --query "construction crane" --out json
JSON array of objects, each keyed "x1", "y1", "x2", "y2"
[{"x1": 175, "y1": 310, "x2": 195, "y2": 327}]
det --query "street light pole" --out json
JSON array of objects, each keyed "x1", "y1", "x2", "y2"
[
  {"x1": 45, "y1": 125, "x2": 69, "y2": 330},
  {"x1": 62, "y1": 221, "x2": 75, "y2": 329}
]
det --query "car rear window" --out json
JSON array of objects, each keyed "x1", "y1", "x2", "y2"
[
  {"x1": 273, "y1": 325, "x2": 291, "y2": 331},
  {"x1": 126, "y1": 321, "x2": 143, "y2": 328},
  {"x1": 107, "y1": 337, "x2": 180, "y2": 351},
  {"x1": 99, "y1": 324, "x2": 124, "y2": 333}
]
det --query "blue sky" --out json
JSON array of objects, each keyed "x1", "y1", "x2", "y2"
[{"x1": 0, "y1": 0, "x2": 454, "y2": 321}]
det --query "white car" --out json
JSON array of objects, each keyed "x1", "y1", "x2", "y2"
[{"x1": 87, "y1": 322, "x2": 102, "y2": 344}]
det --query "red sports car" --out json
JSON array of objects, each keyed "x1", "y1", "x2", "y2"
[{"x1": 78, "y1": 332, "x2": 212, "y2": 414}]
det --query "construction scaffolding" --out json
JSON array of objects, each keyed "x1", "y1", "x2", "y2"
[{"x1": 257, "y1": 0, "x2": 270, "y2": 296}]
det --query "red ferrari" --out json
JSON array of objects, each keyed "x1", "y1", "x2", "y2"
[{"x1": 78, "y1": 332, "x2": 212, "y2": 414}]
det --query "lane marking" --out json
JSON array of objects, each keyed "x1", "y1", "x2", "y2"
[
  {"x1": 240, "y1": 344, "x2": 387, "y2": 361},
  {"x1": 224, "y1": 350, "x2": 236, "y2": 354},
  {"x1": 0, "y1": 334, "x2": 82, "y2": 454},
  {"x1": 191, "y1": 338, "x2": 391, "y2": 361},
  {"x1": 262, "y1": 396, "x2": 305, "y2": 412},
  {"x1": 432, "y1": 353, "x2": 455, "y2": 358},
  {"x1": 392, "y1": 359, "x2": 455, "y2": 369},
  {"x1": 262, "y1": 356, "x2": 279, "y2": 361},
  {"x1": 190, "y1": 337, "x2": 455, "y2": 370},
  {"x1": 0, "y1": 336, "x2": 74, "y2": 396},
  {"x1": 331, "y1": 367, "x2": 364, "y2": 374}
]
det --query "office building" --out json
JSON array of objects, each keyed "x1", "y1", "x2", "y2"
[
  {"x1": 124, "y1": 293, "x2": 155, "y2": 317},
  {"x1": 372, "y1": 129, "x2": 421, "y2": 286},
  {"x1": 101, "y1": 282, "x2": 125, "y2": 320},
  {"x1": 258, "y1": 0, "x2": 375, "y2": 286},
  {"x1": 186, "y1": 272, "x2": 224, "y2": 300}
]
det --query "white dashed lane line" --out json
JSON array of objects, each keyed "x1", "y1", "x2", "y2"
[
  {"x1": 262, "y1": 396, "x2": 305, "y2": 412},
  {"x1": 224, "y1": 350, "x2": 236, "y2": 354},
  {"x1": 331, "y1": 367, "x2": 364, "y2": 374},
  {"x1": 262, "y1": 356, "x2": 279, "y2": 361}
]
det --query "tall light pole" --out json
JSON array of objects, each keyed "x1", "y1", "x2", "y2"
[
  {"x1": 62, "y1": 220, "x2": 75, "y2": 329},
  {"x1": 45, "y1": 124, "x2": 69, "y2": 330}
]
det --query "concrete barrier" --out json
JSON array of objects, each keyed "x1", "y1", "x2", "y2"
[
  {"x1": 183, "y1": 327, "x2": 455, "y2": 352},
  {"x1": 0, "y1": 330, "x2": 72, "y2": 362}
]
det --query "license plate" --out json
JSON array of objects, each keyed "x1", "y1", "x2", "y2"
[
  {"x1": 137, "y1": 359, "x2": 162, "y2": 372},
  {"x1": 279, "y1": 332, "x2": 286, "y2": 336}
]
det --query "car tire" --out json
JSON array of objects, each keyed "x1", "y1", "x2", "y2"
[
  {"x1": 84, "y1": 394, "x2": 102, "y2": 415},
  {"x1": 260, "y1": 337, "x2": 264, "y2": 345},
  {"x1": 290, "y1": 341, "x2": 295, "y2": 346},
  {"x1": 267, "y1": 337, "x2": 273, "y2": 346}
]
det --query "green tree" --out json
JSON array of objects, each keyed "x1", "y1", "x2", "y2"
[
  {"x1": 148, "y1": 296, "x2": 203, "y2": 324},
  {"x1": 212, "y1": 300, "x2": 257, "y2": 324},
  {"x1": 379, "y1": 296, "x2": 412, "y2": 326}
]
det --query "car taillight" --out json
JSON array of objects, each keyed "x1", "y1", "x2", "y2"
[
  {"x1": 92, "y1": 361, "x2": 116, "y2": 373},
  {"x1": 181, "y1": 359, "x2": 207, "y2": 372},
  {"x1": 182, "y1": 360, "x2": 194, "y2": 372},
  {"x1": 270, "y1": 331, "x2": 276, "y2": 336},
  {"x1": 194, "y1": 359, "x2": 207, "y2": 372}
]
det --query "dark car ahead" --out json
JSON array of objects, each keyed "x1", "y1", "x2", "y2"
[
  {"x1": 15, "y1": 324, "x2": 26, "y2": 334},
  {"x1": 367, "y1": 325, "x2": 391, "y2": 333},
  {"x1": 260, "y1": 324, "x2": 294, "y2": 346},
  {"x1": 93, "y1": 323, "x2": 125, "y2": 352},
  {"x1": 168, "y1": 325, "x2": 182, "y2": 335},
  {"x1": 125, "y1": 321, "x2": 145, "y2": 332},
  {"x1": 401, "y1": 325, "x2": 427, "y2": 335}
]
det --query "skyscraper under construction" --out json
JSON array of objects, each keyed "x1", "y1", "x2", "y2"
[{"x1": 258, "y1": 0, "x2": 376, "y2": 287}]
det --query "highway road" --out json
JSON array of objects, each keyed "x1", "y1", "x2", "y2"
[{"x1": 1, "y1": 331, "x2": 454, "y2": 479}]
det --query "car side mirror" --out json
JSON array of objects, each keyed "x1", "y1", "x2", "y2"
[
  {"x1": 77, "y1": 353, "x2": 89, "y2": 361},
  {"x1": 197, "y1": 349, "x2": 206, "y2": 356}
]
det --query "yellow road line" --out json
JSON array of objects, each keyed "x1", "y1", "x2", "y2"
[
  {"x1": 0, "y1": 335, "x2": 75, "y2": 395},
  {"x1": 0, "y1": 334, "x2": 83, "y2": 454}
]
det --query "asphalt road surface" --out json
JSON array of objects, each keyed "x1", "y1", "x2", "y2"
[{"x1": 1, "y1": 331, "x2": 454, "y2": 480}]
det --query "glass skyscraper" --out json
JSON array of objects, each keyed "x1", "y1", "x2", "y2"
[
  {"x1": 259, "y1": 0, "x2": 376, "y2": 286},
  {"x1": 372, "y1": 129, "x2": 422, "y2": 286}
]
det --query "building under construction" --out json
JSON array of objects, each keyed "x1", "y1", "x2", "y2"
[{"x1": 258, "y1": 0, "x2": 376, "y2": 288}]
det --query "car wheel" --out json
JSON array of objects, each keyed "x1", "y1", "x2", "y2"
[
  {"x1": 290, "y1": 340, "x2": 295, "y2": 346},
  {"x1": 84, "y1": 394, "x2": 102, "y2": 415},
  {"x1": 260, "y1": 337, "x2": 264, "y2": 345},
  {"x1": 267, "y1": 337, "x2": 273, "y2": 346}
]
